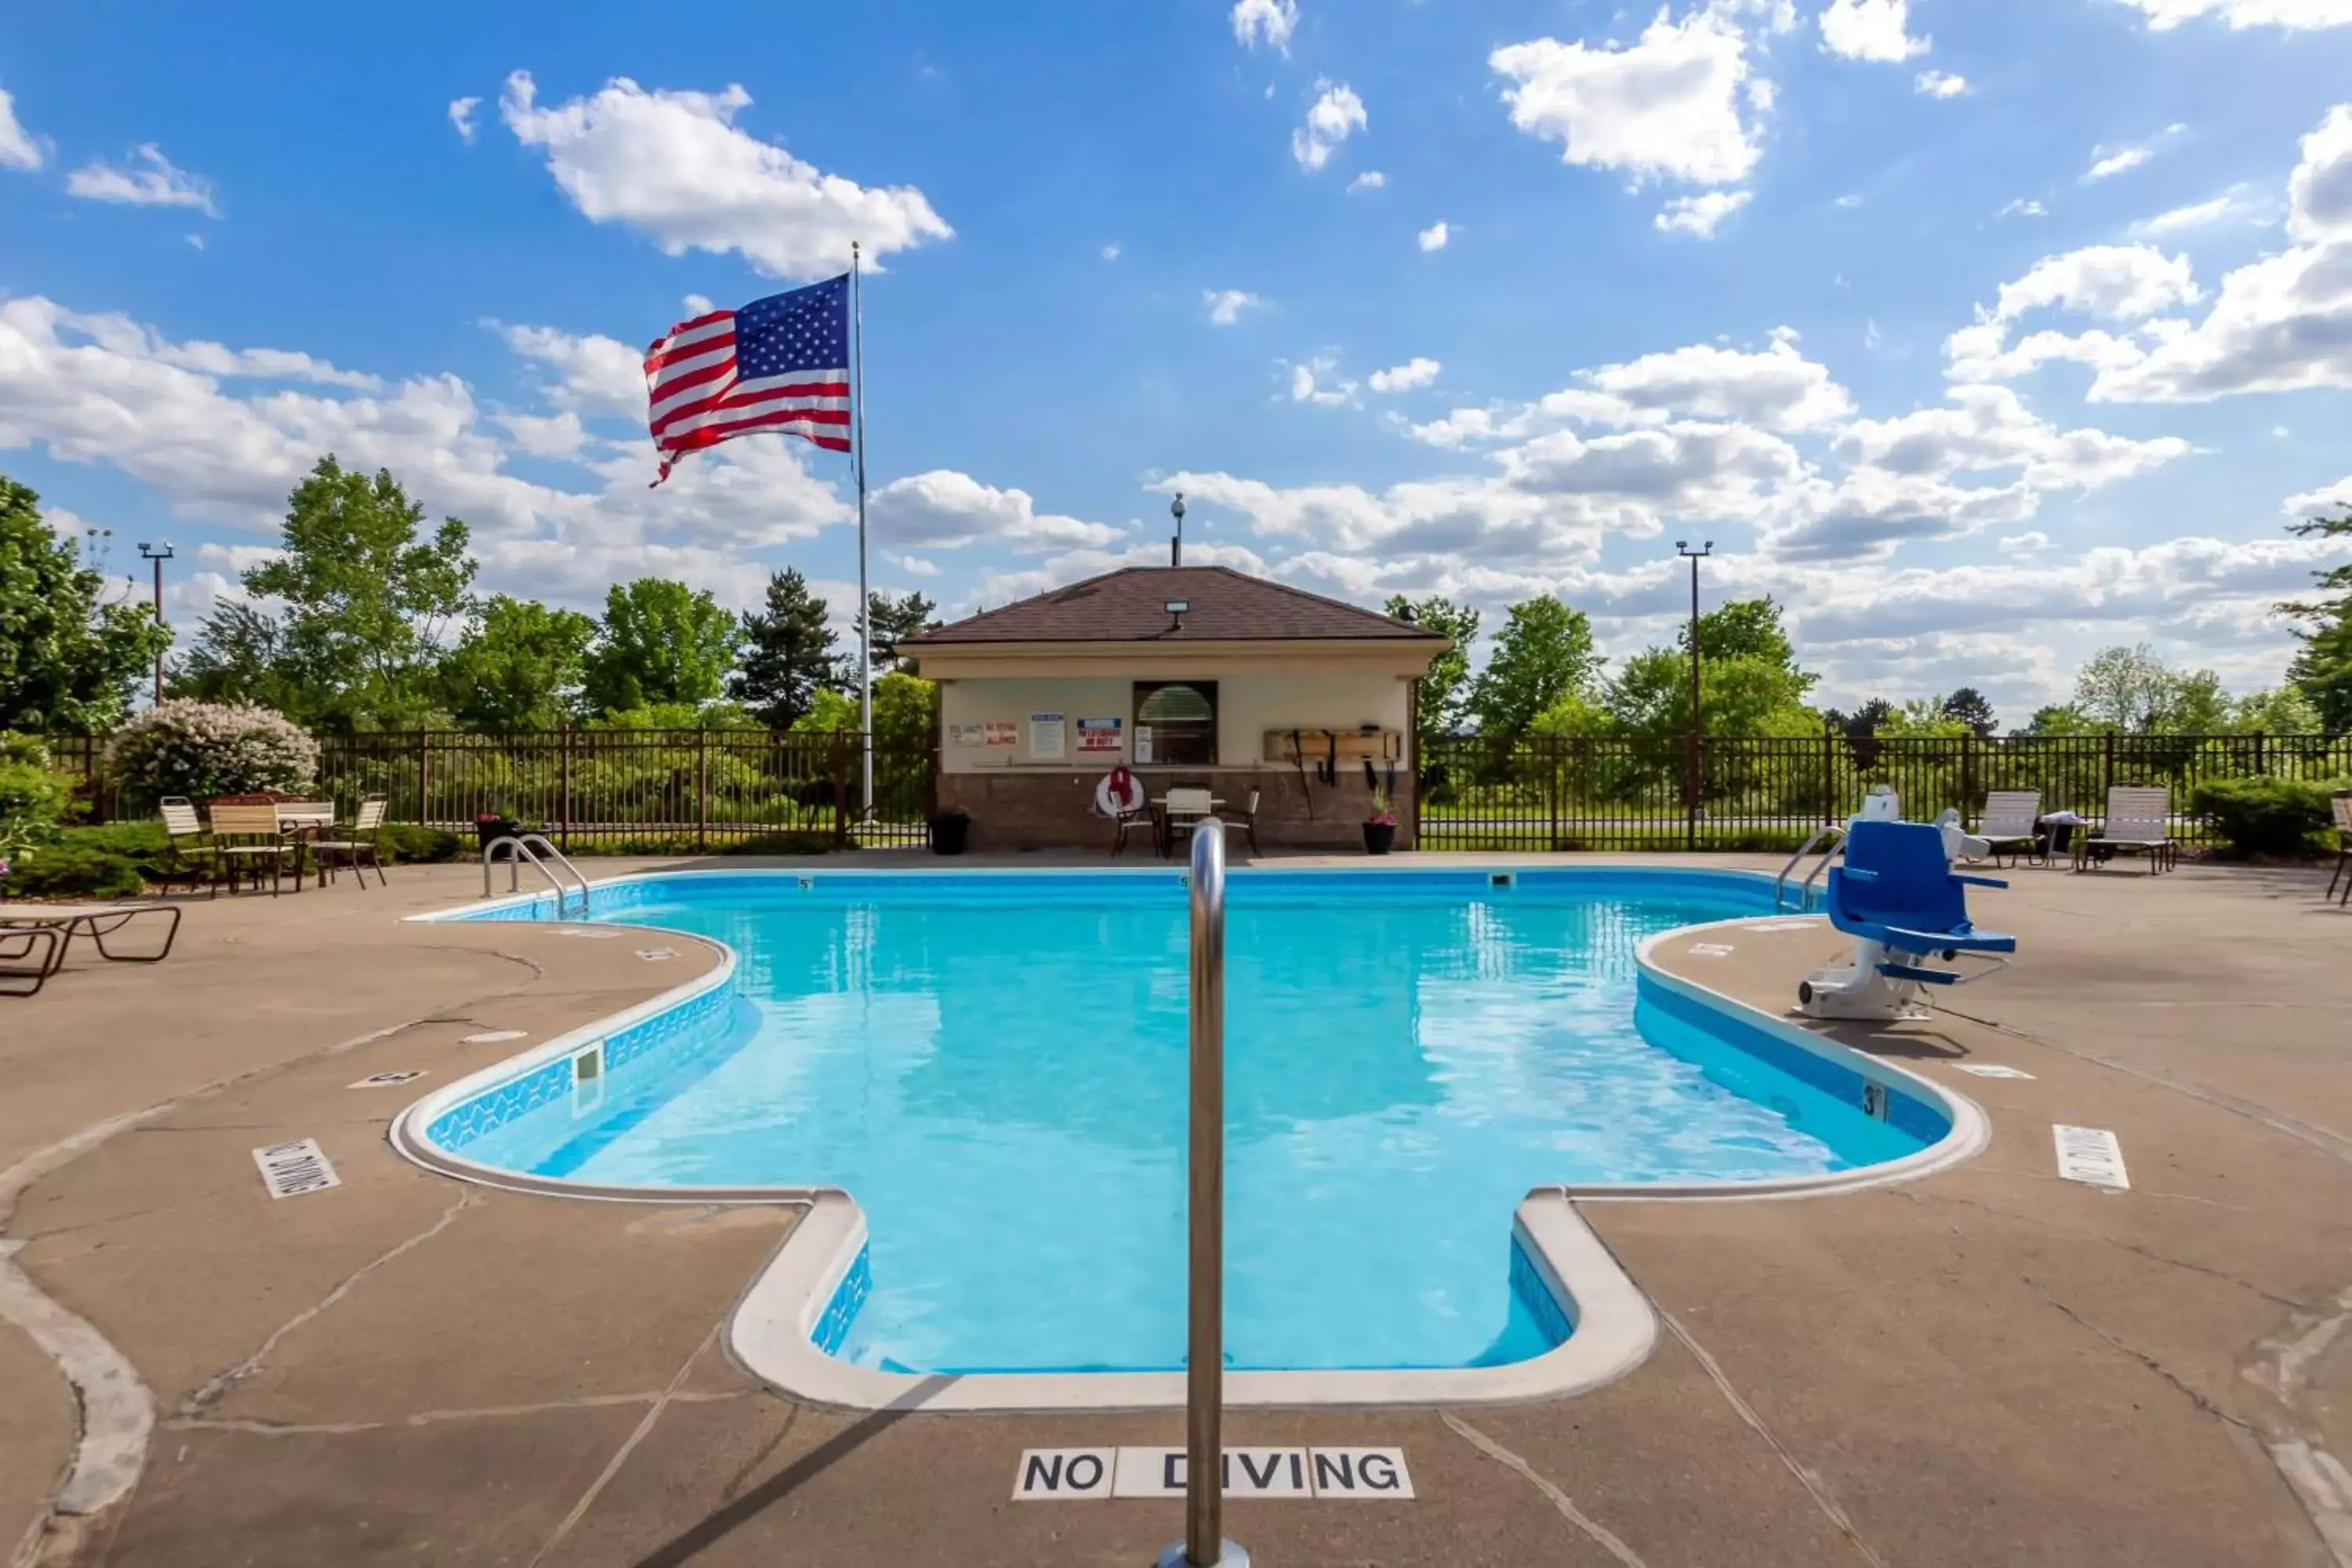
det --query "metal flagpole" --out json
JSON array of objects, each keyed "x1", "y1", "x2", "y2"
[{"x1": 852, "y1": 241, "x2": 873, "y2": 819}]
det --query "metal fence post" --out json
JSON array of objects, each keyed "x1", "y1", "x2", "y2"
[
  {"x1": 2103, "y1": 730, "x2": 2118, "y2": 794},
  {"x1": 696, "y1": 727, "x2": 710, "y2": 853},
  {"x1": 1960, "y1": 731, "x2": 1976, "y2": 826},
  {"x1": 416, "y1": 731, "x2": 430, "y2": 829},
  {"x1": 560, "y1": 724, "x2": 574, "y2": 853}
]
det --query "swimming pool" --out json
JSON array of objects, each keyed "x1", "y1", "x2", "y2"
[{"x1": 405, "y1": 868, "x2": 1968, "y2": 1393}]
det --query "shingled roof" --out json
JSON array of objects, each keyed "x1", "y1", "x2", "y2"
[{"x1": 899, "y1": 566, "x2": 1449, "y2": 646}]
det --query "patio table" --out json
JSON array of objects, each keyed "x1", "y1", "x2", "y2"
[{"x1": 1153, "y1": 797, "x2": 1227, "y2": 859}]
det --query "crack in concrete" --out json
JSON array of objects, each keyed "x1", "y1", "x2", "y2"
[
  {"x1": 1918, "y1": 1192, "x2": 2313, "y2": 1311},
  {"x1": 158, "y1": 1389, "x2": 748, "y2": 1438},
  {"x1": 178, "y1": 1188, "x2": 476, "y2": 1417},
  {"x1": 1439, "y1": 1411, "x2": 1650, "y2": 1568},
  {"x1": 2023, "y1": 1275, "x2": 2261, "y2": 1434},
  {"x1": 528, "y1": 1324, "x2": 721, "y2": 1568},
  {"x1": 1657, "y1": 1312, "x2": 1893, "y2": 1568}
]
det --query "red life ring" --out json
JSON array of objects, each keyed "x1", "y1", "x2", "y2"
[{"x1": 1097, "y1": 766, "x2": 1146, "y2": 817}]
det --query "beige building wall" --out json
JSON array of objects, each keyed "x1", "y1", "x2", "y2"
[{"x1": 936, "y1": 670, "x2": 1410, "y2": 775}]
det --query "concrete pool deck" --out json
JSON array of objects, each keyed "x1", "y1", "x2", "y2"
[{"x1": 2, "y1": 851, "x2": 2350, "y2": 1566}]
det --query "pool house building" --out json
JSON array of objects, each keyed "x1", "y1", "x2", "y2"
[{"x1": 898, "y1": 565, "x2": 1451, "y2": 851}]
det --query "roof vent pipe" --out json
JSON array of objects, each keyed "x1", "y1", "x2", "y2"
[{"x1": 1171, "y1": 492, "x2": 1185, "y2": 568}]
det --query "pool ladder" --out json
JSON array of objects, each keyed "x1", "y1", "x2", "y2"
[
  {"x1": 1774, "y1": 826, "x2": 1847, "y2": 912},
  {"x1": 482, "y1": 833, "x2": 593, "y2": 920}
]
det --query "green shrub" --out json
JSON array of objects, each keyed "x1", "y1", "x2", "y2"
[
  {"x1": 105, "y1": 699, "x2": 320, "y2": 807},
  {"x1": 717, "y1": 830, "x2": 837, "y2": 855},
  {"x1": 2190, "y1": 775, "x2": 2345, "y2": 858},
  {"x1": 4, "y1": 843, "x2": 145, "y2": 898},
  {"x1": 51, "y1": 823, "x2": 181, "y2": 880},
  {"x1": 379, "y1": 824, "x2": 463, "y2": 864}
]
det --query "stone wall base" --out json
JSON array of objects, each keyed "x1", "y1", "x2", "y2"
[{"x1": 937, "y1": 768, "x2": 1415, "y2": 854}]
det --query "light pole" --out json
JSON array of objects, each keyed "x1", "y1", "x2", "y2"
[
  {"x1": 138, "y1": 542, "x2": 175, "y2": 705},
  {"x1": 1676, "y1": 540, "x2": 1712, "y2": 843},
  {"x1": 1171, "y1": 492, "x2": 1186, "y2": 568}
]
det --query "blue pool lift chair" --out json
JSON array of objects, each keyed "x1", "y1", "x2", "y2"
[{"x1": 1799, "y1": 820, "x2": 2018, "y2": 1021}]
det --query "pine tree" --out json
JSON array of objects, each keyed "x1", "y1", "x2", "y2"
[
  {"x1": 2282, "y1": 513, "x2": 2352, "y2": 734},
  {"x1": 731, "y1": 568, "x2": 840, "y2": 728},
  {"x1": 858, "y1": 590, "x2": 938, "y2": 675}
]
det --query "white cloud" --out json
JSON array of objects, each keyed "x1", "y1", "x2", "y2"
[
  {"x1": 681, "y1": 293, "x2": 715, "y2": 315},
  {"x1": 64, "y1": 145, "x2": 219, "y2": 217},
  {"x1": 2082, "y1": 105, "x2": 2352, "y2": 401},
  {"x1": 1232, "y1": 0, "x2": 1300, "y2": 53},
  {"x1": 184, "y1": 234, "x2": 205, "y2": 251},
  {"x1": 497, "y1": 71, "x2": 951, "y2": 279},
  {"x1": 1417, "y1": 220, "x2": 1450, "y2": 251},
  {"x1": 1101, "y1": 242, "x2": 1122, "y2": 261},
  {"x1": 1998, "y1": 198, "x2": 2049, "y2": 220},
  {"x1": 1998, "y1": 530, "x2": 2051, "y2": 554},
  {"x1": 1490, "y1": 9, "x2": 1766, "y2": 187},
  {"x1": 1915, "y1": 70, "x2": 1969, "y2": 98},
  {"x1": 1945, "y1": 325, "x2": 2147, "y2": 383},
  {"x1": 1347, "y1": 170, "x2": 1385, "y2": 193},
  {"x1": 1820, "y1": 0, "x2": 1930, "y2": 62},
  {"x1": 1656, "y1": 189, "x2": 1752, "y2": 238},
  {"x1": 2130, "y1": 186, "x2": 2263, "y2": 236},
  {"x1": 1288, "y1": 354, "x2": 1358, "y2": 407},
  {"x1": 448, "y1": 96, "x2": 481, "y2": 143},
  {"x1": 2107, "y1": 0, "x2": 2352, "y2": 29},
  {"x1": 1834, "y1": 192, "x2": 1864, "y2": 209},
  {"x1": 2287, "y1": 473, "x2": 2352, "y2": 516},
  {"x1": 1368, "y1": 358, "x2": 1441, "y2": 394},
  {"x1": 1831, "y1": 384, "x2": 2190, "y2": 492},
  {"x1": 1291, "y1": 80, "x2": 1367, "y2": 172},
  {"x1": 2087, "y1": 146, "x2": 2153, "y2": 181},
  {"x1": 1966, "y1": 244, "x2": 2202, "y2": 337},
  {"x1": 496, "y1": 409, "x2": 589, "y2": 459},
  {"x1": 1588, "y1": 335, "x2": 1855, "y2": 430},
  {"x1": 493, "y1": 322, "x2": 648, "y2": 418},
  {"x1": 1204, "y1": 289, "x2": 1265, "y2": 326},
  {"x1": 869, "y1": 470, "x2": 1119, "y2": 553},
  {"x1": 0, "y1": 87, "x2": 40, "y2": 172},
  {"x1": 884, "y1": 551, "x2": 939, "y2": 578}
]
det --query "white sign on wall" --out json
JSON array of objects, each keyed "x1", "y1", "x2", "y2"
[
  {"x1": 949, "y1": 723, "x2": 988, "y2": 748},
  {"x1": 1030, "y1": 713, "x2": 1066, "y2": 760},
  {"x1": 1134, "y1": 725, "x2": 1154, "y2": 764}
]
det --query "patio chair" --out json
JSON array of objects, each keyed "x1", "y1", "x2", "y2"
[
  {"x1": 153, "y1": 797, "x2": 214, "y2": 897},
  {"x1": 2076, "y1": 786, "x2": 2176, "y2": 875},
  {"x1": 2328, "y1": 792, "x2": 2352, "y2": 906},
  {"x1": 1236, "y1": 788, "x2": 1261, "y2": 856},
  {"x1": 1974, "y1": 790, "x2": 2045, "y2": 868},
  {"x1": 0, "y1": 901, "x2": 183, "y2": 975},
  {"x1": 0, "y1": 926, "x2": 64, "y2": 998},
  {"x1": 1160, "y1": 786, "x2": 1215, "y2": 859},
  {"x1": 209, "y1": 802, "x2": 297, "y2": 895},
  {"x1": 312, "y1": 794, "x2": 390, "y2": 888}
]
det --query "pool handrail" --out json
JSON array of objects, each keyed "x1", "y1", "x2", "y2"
[
  {"x1": 1775, "y1": 826, "x2": 1846, "y2": 912},
  {"x1": 482, "y1": 833, "x2": 591, "y2": 920},
  {"x1": 1180, "y1": 819, "x2": 1232, "y2": 1568}
]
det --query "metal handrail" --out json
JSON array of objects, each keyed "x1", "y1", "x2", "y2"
[
  {"x1": 481, "y1": 833, "x2": 592, "y2": 920},
  {"x1": 1171, "y1": 819, "x2": 1241, "y2": 1568},
  {"x1": 1774, "y1": 826, "x2": 1847, "y2": 912}
]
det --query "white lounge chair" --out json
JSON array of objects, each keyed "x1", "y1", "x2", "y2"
[
  {"x1": 1975, "y1": 790, "x2": 2045, "y2": 867},
  {"x1": 0, "y1": 902, "x2": 183, "y2": 983},
  {"x1": 2076, "y1": 786, "x2": 2176, "y2": 874}
]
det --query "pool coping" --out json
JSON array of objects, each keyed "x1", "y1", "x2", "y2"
[{"x1": 386, "y1": 864, "x2": 1989, "y2": 1411}]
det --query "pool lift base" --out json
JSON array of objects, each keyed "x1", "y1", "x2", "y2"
[{"x1": 1158, "y1": 1542, "x2": 1250, "y2": 1568}]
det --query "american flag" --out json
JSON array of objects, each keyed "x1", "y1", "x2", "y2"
[{"x1": 644, "y1": 275, "x2": 851, "y2": 484}]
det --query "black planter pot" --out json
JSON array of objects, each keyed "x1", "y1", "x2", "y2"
[
  {"x1": 930, "y1": 815, "x2": 971, "y2": 856},
  {"x1": 476, "y1": 818, "x2": 522, "y2": 851},
  {"x1": 1363, "y1": 821, "x2": 1397, "y2": 855}
]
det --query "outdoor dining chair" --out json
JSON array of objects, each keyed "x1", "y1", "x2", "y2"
[
  {"x1": 153, "y1": 797, "x2": 214, "y2": 896},
  {"x1": 209, "y1": 802, "x2": 299, "y2": 895},
  {"x1": 312, "y1": 794, "x2": 390, "y2": 888},
  {"x1": 2328, "y1": 791, "x2": 2352, "y2": 906}
]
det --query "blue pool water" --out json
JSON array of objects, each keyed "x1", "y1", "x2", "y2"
[{"x1": 448, "y1": 871, "x2": 1931, "y2": 1374}]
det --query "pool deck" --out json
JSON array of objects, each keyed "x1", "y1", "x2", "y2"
[{"x1": 4, "y1": 851, "x2": 2352, "y2": 1566}]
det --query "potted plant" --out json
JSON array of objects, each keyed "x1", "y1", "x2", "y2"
[
  {"x1": 475, "y1": 811, "x2": 525, "y2": 851},
  {"x1": 1363, "y1": 789, "x2": 1398, "y2": 856},
  {"x1": 929, "y1": 807, "x2": 972, "y2": 857}
]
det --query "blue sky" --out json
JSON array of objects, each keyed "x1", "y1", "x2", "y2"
[{"x1": 5, "y1": 0, "x2": 2352, "y2": 718}]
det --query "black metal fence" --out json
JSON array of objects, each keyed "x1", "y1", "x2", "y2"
[
  {"x1": 48, "y1": 729, "x2": 936, "y2": 852},
  {"x1": 1414, "y1": 731, "x2": 2352, "y2": 853}
]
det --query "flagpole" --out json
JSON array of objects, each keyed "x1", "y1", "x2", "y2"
[{"x1": 852, "y1": 241, "x2": 873, "y2": 821}]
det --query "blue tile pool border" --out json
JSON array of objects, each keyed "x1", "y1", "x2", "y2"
[{"x1": 389, "y1": 862, "x2": 1987, "y2": 1412}]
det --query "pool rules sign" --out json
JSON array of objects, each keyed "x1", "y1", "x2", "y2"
[{"x1": 1014, "y1": 1446, "x2": 1413, "y2": 1501}]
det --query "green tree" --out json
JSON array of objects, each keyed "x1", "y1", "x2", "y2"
[
  {"x1": 796, "y1": 670, "x2": 938, "y2": 754},
  {"x1": 2281, "y1": 512, "x2": 2352, "y2": 732},
  {"x1": 2230, "y1": 685, "x2": 2325, "y2": 735},
  {"x1": 1385, "y1": 594, "x2": 1480, "y2": 744},
  {"x1": 730, "y1": 568, "x2": 840, "y2": 728},
  {"x1": 2164, "y1": 668, "x2": 2230, "y2": 735},
  {"x1": 1940, "y1": 687, "x2": 1998, "y2": 737},
  {"x1": 229, "y1": 458, "x2": 477, "y2": 729},
  {"x1": 1682, "y1": 596, "x2": 1800, "y2": 669},
  {"x1": 439, "y1": 595, "x2": 598, "y2": 731},
  {"x1": 858, "y1": 589, "x2": 938, "y2": 676},
  {"x1": 179, "y1": 601, "x2": 301, "y2": 712},
  {"x1": 1879, "y1": 698, "x2": 1971, "y2": 739},
  {"x1": 1468, "y1": 597, "x2": 1598, "y2": 739},
  {"x1": 2018, "y1": 702, "x2": 2091, "y2": 736},
  {"x1": 1607, "y1": 648, "x2": 1817, "y2": 737},
  {"x1": 583, "y1": 578, "x2": 741, "y2": 716},
  {"x1": 2072, "y1": 644, "x2": 2227, "y2": 734},
  {"x1": 1827, "y1": 698, "x2": 1896, "y2": 739},
  {"x1": 0, "y1": 474, "x2": 172, "y2": 733}
]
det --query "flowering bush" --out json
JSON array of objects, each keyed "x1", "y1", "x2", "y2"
[{"x1": 105, "y1": 700, "x2": 320, "y2": 805}]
